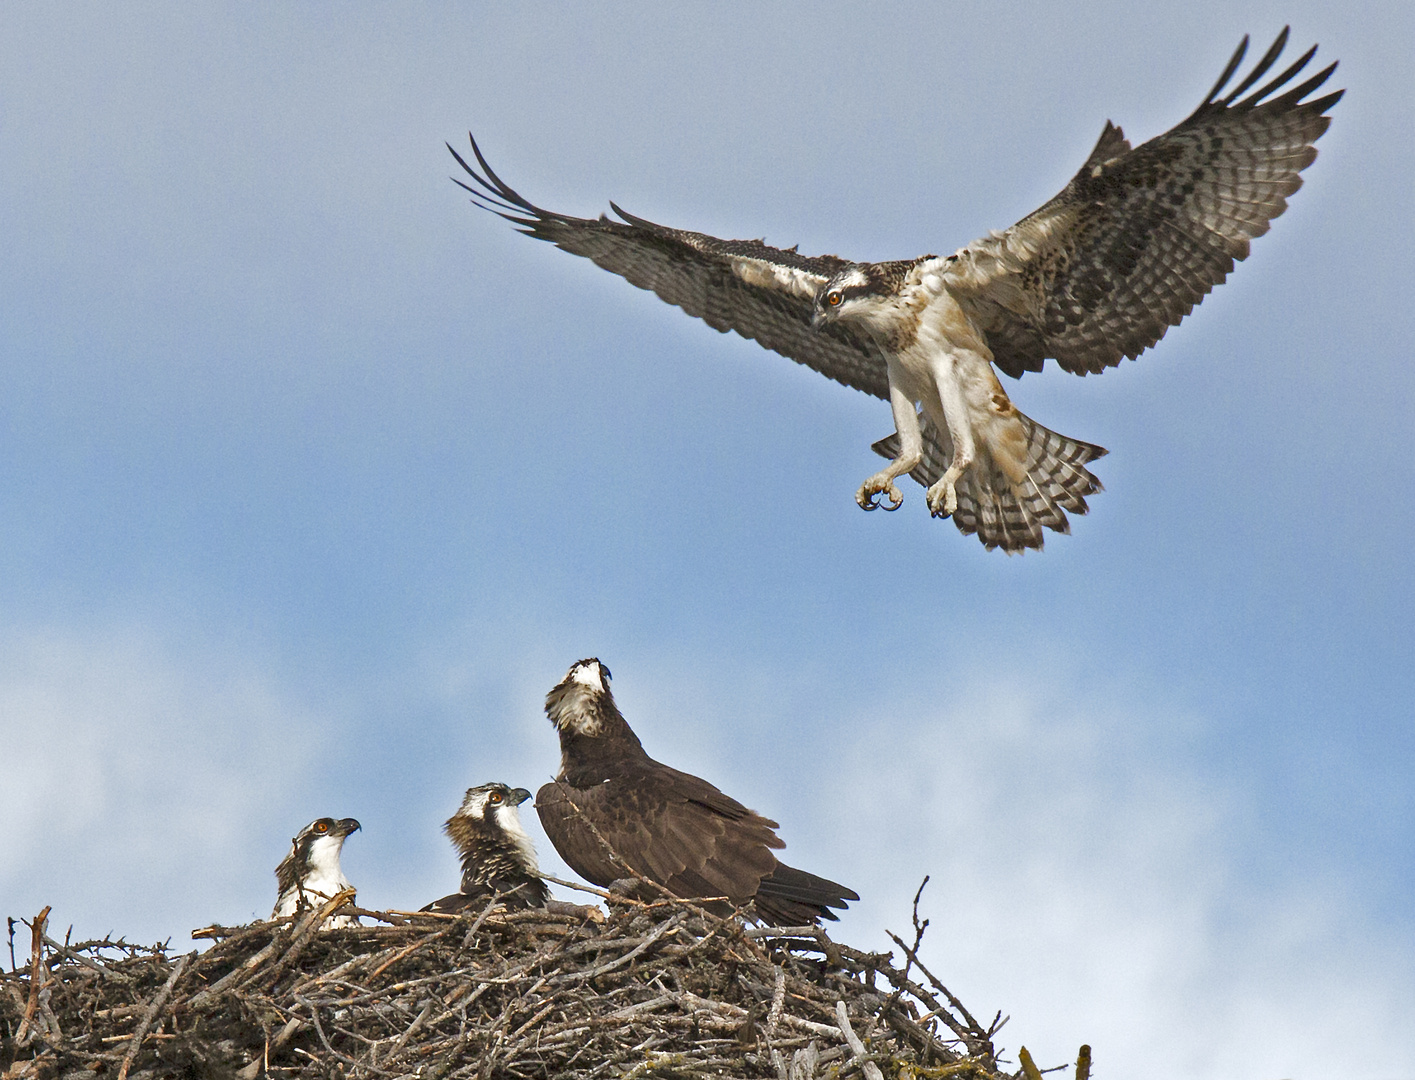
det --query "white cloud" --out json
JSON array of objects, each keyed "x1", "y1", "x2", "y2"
[
  {"x1": 821, "y1": 673, "x2": 1415, "y2": 1080},
  {"x1": 0, "y1": 624, "x2": 327, "y2": 941},
  {"x1": 1, "y1": 626, "x2": 1410, "y2": 1079}
]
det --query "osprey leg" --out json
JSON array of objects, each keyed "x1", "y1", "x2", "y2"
[
  {"x1": 855, "y1": 367, "x2": 923, "y2": 512},
  {"x1": 923, "y1": 349, "x2": 981, "y2": 519}
]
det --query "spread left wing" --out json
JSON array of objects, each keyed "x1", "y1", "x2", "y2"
[
  {"x1": 450, "y1": 136, "x2": 890, "y2": 401},
  {"x1": 942, "y1": 28, "x2": 1342, "y2": 378}
]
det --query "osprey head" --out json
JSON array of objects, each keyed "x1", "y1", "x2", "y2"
[
  {"x1": 545, "y1": 657, "x2": 616, "y2": 736},
  {"x1": 274, "y1": 816, "x2": 361, "y2": 922},
  {"x1": 285, "y1": 816, "x2": 361, "y2": 878},
  {"x1": 293, "y1": 816, "x2": 362, "y2": 855},
  {"x1": 447, "y1": 781, "x2": 539, "y2": 876},
  {"x1": 454, "y1": 782, "x2": 533, "y2": 822},
  {"x1": 811, "y1": 265, "x2": 888, "y2": 328}
]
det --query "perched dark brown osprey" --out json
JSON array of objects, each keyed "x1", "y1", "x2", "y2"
[
  {"x1": 422, "y1": 782, "x2": 551, "y2": 913},
  {"x1": 452, "y1": 30, "x2": 1340, "y2": 552},
  {"x1": 272, "y1": 816, "x2": 361, "y2": 928},
  {"x1": 535, "y1": 658, "x2": 857, "y2": 924}
]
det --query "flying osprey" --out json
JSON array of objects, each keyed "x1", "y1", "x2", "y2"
[
  {"x1": 273, "y1": 816, "x2": 361, "y2": 928},
  {"x1": 451, "y1": 30, "x2": 1340, "y2": 552},
  {"x1": 422, "y1": 782, "x2": 551, "y2": 913},
  {"x1": 535, "y1": 658, "x2": 858, "y2": 924}
]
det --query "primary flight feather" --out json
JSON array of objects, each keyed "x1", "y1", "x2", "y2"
[{"x1": 452, "y1": 29, "x2": 1340, "y2": 552}]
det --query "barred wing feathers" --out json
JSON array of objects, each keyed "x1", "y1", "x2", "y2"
[
  {"x1": 944, "y1": 28, "x2": 1342, "y2": 378},
  {"x1": 450, "y1": 138, "x2": 890, "y2": 401}
]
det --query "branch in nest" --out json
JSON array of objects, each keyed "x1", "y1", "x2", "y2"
[{"x1": 2, "y1": 893, "x2": 1063, "y2": 1080}]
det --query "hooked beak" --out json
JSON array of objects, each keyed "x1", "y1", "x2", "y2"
[
  {"x1": 810, "y1": 310, "x2": 826, "y2": 330},
  {"x1": 511, "y1": 788, "x2": 533, "y2": 806},
  {"x1": 337, "y1": 818, "x2": 362, "y2": 836}
]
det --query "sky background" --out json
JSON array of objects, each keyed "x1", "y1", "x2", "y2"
[{"x1": 2, "y1": 3, "x2": 1411, "y2": 1078}]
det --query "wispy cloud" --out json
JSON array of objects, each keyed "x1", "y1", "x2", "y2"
[
  {"x1": 820, "y1": 670, "x2": 1415, "y2": 1080},
  {"x1": 3, "y1": 626, "x2": 1410, "y2": 1078},
  {"x1": 0, "y1": 624, "x2": 327, "y2": 942}
]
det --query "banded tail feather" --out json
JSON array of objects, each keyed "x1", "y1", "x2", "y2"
[{"x1": 873, "y1": 413, "x2": 1106, "y2": 552}]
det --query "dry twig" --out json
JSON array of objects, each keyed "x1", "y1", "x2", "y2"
[{"x1": 2, "y1": 887, "x2": 1086, "y2": 1080}]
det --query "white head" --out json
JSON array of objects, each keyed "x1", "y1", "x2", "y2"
[
  {"x1": 811, "y1": 266, "x2": 874, "y2": 323},
  {"x1": 545, "y1": 657, "x2": 614, "y2": 736},
  {"x1": 452, "y1": 782, "x2": 538, "y2": 871},
  {"x1": 290, "y1": 817, "x2": 360, "y2": 878},
  {"x1": 811, "y1": 261, "x2": 916, "y2": 335},
  {"x1": 273, "y1": 816, "x2": 361, "y2": 922},
  {"x1": 567, "y1": 657, "x2": 609, "y2": 693},
  {"x1": 456, "y1": 782, "x2": 532, "y2": 821}
]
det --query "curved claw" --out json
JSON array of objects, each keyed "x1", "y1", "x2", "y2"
[
  {"x1": 926, "y1": 482, "x2": 957, "y2": 519},
  {"x1": 857, "y1": 482, "x2": 904, "y2": 512}
]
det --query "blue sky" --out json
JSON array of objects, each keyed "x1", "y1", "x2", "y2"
[{"x1": 2, "y1": 3, "x2": 1411, "y2": 1077}]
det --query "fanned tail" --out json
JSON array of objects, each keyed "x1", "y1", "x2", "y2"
[{"x1": 872, "y1": 411, "x2": 1106, "y2": 553}]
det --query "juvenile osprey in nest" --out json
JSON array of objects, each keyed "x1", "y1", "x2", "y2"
[
  {"x1": 273, "y1": 817, "x2": 361, "y2": 928},
  {"x1": 422, "y1": 782, "x2": 551, "y2": 913},
  {"x1": 536, "y1": 658, "x2": 858, "y2": 925},
  {"x1": 452, "y1": 30, "x2": 1340, "y2": 552}
]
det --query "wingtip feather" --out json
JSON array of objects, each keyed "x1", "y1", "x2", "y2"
[
  {"x1": 1220, "y1": 27, "x2": 1291, "y2": 106},
  {"x1": 1201, "y1": 32, "x2": 1251, "y2": 107}
]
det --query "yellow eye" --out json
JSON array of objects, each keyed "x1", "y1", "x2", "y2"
[
  {"x1": 488, "y1": 791, "x2": 503, "y2": 804},
  {"x1": 826, "y1": 291, "x2": 843, "y2": 307},
  {"x1": 313, "y1": 821, "x2": 329, "y2": 834}
]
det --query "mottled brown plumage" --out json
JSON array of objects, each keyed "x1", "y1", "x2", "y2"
[
  {"x1": 944, "y1": 30, "x2": 1342, "y2": 378},
  {"x1": 536, "y1": 659, "x2": 857, "y2": 925},
  {"x1": 422, "y1": 783, "x2": 550, "y2": 913}
]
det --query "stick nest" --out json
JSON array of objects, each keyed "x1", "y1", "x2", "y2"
[{"x1": 3, "y1": 886, "x2": 1087, "y2": 1080}]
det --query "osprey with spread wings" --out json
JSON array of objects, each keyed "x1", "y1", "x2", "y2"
[{"x1": 452, "y1": 30, "x2": 1340, "y2": 552}]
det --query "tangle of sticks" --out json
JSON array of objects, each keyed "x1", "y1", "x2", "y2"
[{"x1": 1, "y1": 888, "x2": 1091, "y2": 1080}]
